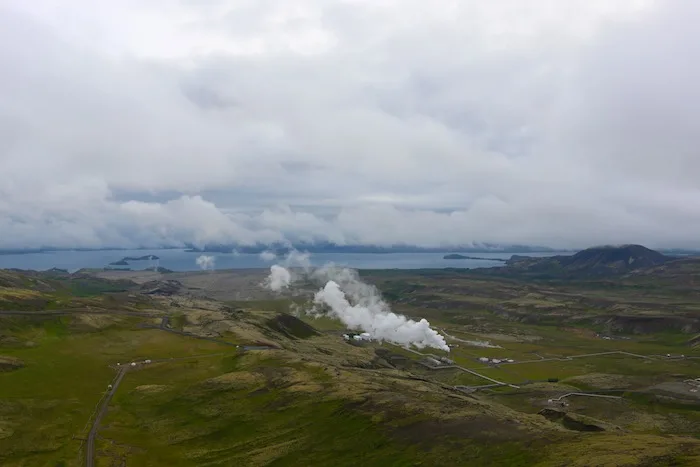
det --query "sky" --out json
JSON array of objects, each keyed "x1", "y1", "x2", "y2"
[{"x1": 2, "y1": 0, "x2": 700, "y2": 250}]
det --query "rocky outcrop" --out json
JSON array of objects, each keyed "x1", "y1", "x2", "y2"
[
  {"x1": 140, "y1": 280, "x2": 183, "y2": 296},
  {"x1": 590, "y1": 315, "x2": 700, "y2": 334},
  {"x1": 538, "y1": 408, "x2": 607, "y2": 432},
  {"x1": 0, "y1": 356, "x2": 24, "y2": 372}
]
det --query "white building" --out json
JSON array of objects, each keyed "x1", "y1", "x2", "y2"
[{"x1": 478, "y1": 357, "x2": 489, "y2": 363}]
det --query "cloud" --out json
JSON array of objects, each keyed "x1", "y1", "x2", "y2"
[
  {"x1": 2, "y1": 1, "x2": 700, "y2": 250},
  {"x1": 259, "y1": 251, "x2": 277, "y2": 261}
]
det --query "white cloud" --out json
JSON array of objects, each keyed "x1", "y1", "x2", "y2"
[
  {"x1": 2, "y1": 0, "x2": 700, "y2": 250},
  {"x1": 259, "y1": 250, "x2": 277, "y2": 262}
]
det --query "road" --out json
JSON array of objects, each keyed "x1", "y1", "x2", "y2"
[
  {"x1": 400, "y1": 346, "x2": 520, "y2": 388},
  {"x1": 86, "y1": 367, "x2": 128, "y2": 467},
  {"x1": 439, "y1": 328, "x2": 503, "y2": 349},
  {"x1": 497, "y1": 350, "x2": 654, "y2": 366},
  {"x1": 439, "y1": 328, "x2": 700, "y2": 364},
  {"x1": 549, "y1": 392, "x2": 622, "y2": 402},
  {"x1": 397, "y1": 338, "x2": 699, "y2": 392},
  {"x1": 0, "y1": 309, "x2": 156, "y2": 317}
]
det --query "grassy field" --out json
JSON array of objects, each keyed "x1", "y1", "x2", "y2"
[
  {"x1": 1, "y1": 267, "x2": 699, "y2": 466},
  {"x1": 0, "y1": 312, "x2": 234, "y2": 466}
]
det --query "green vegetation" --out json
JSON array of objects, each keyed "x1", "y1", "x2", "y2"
[
  {"x1": 0, "y1": 306, "x2": 233, "y2": 466},
  {"x1": 1, "y1": 263, "x2": 699, "y2": 466}
]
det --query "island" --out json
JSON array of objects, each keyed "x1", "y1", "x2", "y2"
[
  {"x1": 123, "y1": 255, "x2": 160, "y2": 261},
  {"x1": 443, "y1": 253, "x2": 507, "y2": 261},
  {"x1": 108, "y1": 255, "x2": 160, "y2": 266}
]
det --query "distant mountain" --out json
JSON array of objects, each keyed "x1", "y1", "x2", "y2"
[
  {"x1": 184, "y1": 242, "x2": 560, "y2": 255},
  {"x1": 499, "y1": 245, "x2": 671, "y2": 278},
  {"x1": 443, "y1": 253, "x2": 507, "y2": 261},
  {"x1": 657, "y1": 248, "x2": 700, "y2": 256},
  {"x1": 564, "y1": 245, "x2": 668, "y2": 270}
]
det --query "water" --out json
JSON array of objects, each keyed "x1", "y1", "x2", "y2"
[{"x1": 0, "y1": 249, "x2": 561, "y2": 273}]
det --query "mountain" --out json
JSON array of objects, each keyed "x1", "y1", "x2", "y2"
[
  {"x1": 561, "y1": 244, "x2": 669, "y2": 271},
  {"x1": 443, "y1": 253, "x2": 507, "y2": 261},
  {"x1": 501, "y1": 245, "x2": 671, "y2": 278}
]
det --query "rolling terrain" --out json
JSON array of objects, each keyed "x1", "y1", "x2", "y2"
[{"x1": 1, "y1": 246, "x2": 699, "y2": 466}]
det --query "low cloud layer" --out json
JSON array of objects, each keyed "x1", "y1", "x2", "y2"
[{"x1": 2, "y1": 1, "x2": 700, "y2": 250}]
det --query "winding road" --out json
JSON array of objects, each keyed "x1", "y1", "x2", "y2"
[{"x1": 86, "y1": 367, "x2": 128, "y2": 467}]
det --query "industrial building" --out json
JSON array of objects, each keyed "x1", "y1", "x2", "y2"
[
  {"x1": 343, "y1": 332, "x2": 372, "y2": 342},
  {"x1": 476, "y1": 357, "x2": 516, "y2": 365}
]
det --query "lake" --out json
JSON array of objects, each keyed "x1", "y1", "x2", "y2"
[{"x1": 0, "y1": 249, "x2": 562, "y2": 273}]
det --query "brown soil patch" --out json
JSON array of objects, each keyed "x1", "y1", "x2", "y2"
[
  {"x1": 133, "y1": 384, "x2": 169, "y2": 394},
  {"x1": 391, "y1": 415, "x2": 534, "y2": 445},
  {"x1": 565, "y1": 373, "x2": 637, "y2": 390},
  {"x1": 0, "y1": 356, "x2": 24, "y2": 371},
  {"x1": 203, "y1": 371, "x2": 266, "y2": 390}
]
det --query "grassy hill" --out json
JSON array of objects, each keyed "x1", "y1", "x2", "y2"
[{"x1": 499, "y1": 245, "x2": 675, "y2": 279}]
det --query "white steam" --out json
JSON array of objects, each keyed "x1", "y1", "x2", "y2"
[
  {"x1": 195, "y1": 254, "x2": 216, "y2": 270},
  {"x1": 284, "y1": 249, "x2": 311, "y2": 269},
  {"x1": 262, "y1": 251, "x2": 448, "y2": 351},
  {"x1": 267, "y1": 264, "x2": 292, "y2": 291},
  {"x1": 312, "y1": 280, "x2": 449, "y2": 352}
]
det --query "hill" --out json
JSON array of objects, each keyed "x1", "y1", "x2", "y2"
[{"x1": 501, "y1": 245, "x2": 671, "y2": 278}]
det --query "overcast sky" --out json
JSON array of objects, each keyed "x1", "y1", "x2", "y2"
[{"x1": 2, "y1": 0, "x2": 699, "y2": 250}]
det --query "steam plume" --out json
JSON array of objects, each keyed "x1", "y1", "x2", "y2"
[
  {"x1": 263, "y1": 251, "x2": 448, "y2": 351},
  {"x1": 312, "y1": 280, "x2": 449, "y2": 352},
  {"x1": 267, "y1": 264, "x2": 292, "y2": 291},
  {"x1": 195, "y1": 254, "x2": 216, "y2": 270}
]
